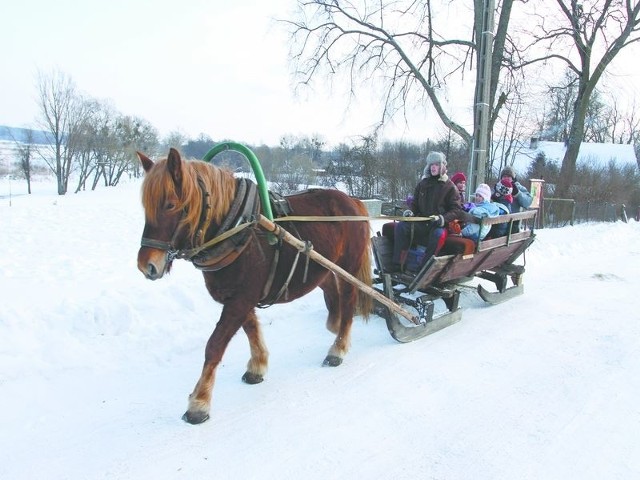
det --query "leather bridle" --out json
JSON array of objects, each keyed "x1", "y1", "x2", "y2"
[{"x1": 140, "y1": 176, "x2": 213, "y2": 263}]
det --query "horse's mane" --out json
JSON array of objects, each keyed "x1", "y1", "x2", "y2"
[{"x1": 142, "y1": 157, "x2": 237, "y2": 239}]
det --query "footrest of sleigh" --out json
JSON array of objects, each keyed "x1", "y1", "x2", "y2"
[
  {"x1": 385, "y1": 307, "x2": 464, "y2": 343},
  {"x1": 376, "y1": 294, "x2": 463, "y2": 343},
  {"x1": 477, "y1": 283, "x2": 524, "y2": 305}
]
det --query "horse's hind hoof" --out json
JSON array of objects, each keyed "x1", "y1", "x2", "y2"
[
  {"x1": 242, "y1": 371, "x2": 264, "y2": 384},
  {"x1": 323, "y1": 355, "x2": 343, "y2": 367},
  {"x1": 182, "y1": 410, "x2": 210, "y2": 425}
]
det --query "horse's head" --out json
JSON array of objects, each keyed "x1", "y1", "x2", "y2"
[
  {"x1": 136, "y1": 148, "x2": 190, "y2": 280},
  {"x1": 137, "y1": 147, "x2": 239, "y2": 280}
]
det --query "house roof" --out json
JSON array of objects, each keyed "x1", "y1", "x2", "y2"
[{"x1": 491, "y1": 140, "x2": 639, "y2": 178}]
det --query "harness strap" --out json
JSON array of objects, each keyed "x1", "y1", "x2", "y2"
[
  {"x1": 215, "y1": 178, "x2": 249, "y2": 235},
  {"x1": 273, "y1": 214, "x2": 437, "y2": 222},
  {"x1": 187, "y1": 179, "x2": 260, "y2": 269},
  {"x1": 194, "y1": 176, "x2": 213, "y2": 246},
  {"x1": 258, "y1": 229, "x2": 285, "y2": 307},
  {"x1": 177, "y1": 221, "x2": 255, "y2": 260},
  {"x1": 140, "y1": 207, "x2": 188, "y2": 261},
  {"x1": 275, "y1": 215, "x2": 369, "y2": 222},
  {"x1": 263, "y1": 243, "x2": 305, "y2": 305},
  {"x1": 140, "y1": 237, "x2": 174, "y2": 251}
]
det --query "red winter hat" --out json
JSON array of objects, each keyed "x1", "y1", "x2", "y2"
[{"x1": 451, "y1": 172, "x2": 466, "y2": 185}]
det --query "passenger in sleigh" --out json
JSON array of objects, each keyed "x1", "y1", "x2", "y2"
[
  {"x1": 460, "y1": 184, "x2": 503, "y2": 241},
  {"x1": 450, "y1": 171, "x2": 475, "y2": 211},
  {"x1": 499, "y1": 166, "x2": 533, "y2": 212},
  {"x1": 390, "y1": 151, "x2": 463, "y2": 272},
  {"x1": 493, "y1": 166, "x2": 534, "y2": 235},
  {"x1": 488, "y1": 177, "x2": 515, "y2": 238}
]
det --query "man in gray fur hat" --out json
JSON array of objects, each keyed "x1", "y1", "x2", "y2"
[{"x1": 391, "y1": 151, "x2": 464, "y2": 272}]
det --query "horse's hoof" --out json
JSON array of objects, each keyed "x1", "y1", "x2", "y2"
[
  {"x1": 242, "y1": 371, "x2": 264, "y2": 384},
  {"x1": 323, "y1": 355, "x2": 343, "y2": 367},
  {"x1": 182, "y1": 410, "x2": 210, "y2": 424}
]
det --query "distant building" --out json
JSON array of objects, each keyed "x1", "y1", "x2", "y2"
[{"x1": 491, "y1": 138, "x2": 639, "y2": 178}]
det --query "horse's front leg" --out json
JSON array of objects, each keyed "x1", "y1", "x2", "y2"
[
  {"x1": 183, "y1": 303, "x2": 252, "y2": 425},
  {"x1": 241, "y1": 308, "x2": 269, "y2": 384}
]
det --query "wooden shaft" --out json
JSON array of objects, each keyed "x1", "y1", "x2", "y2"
[{"x1": 258, "y1": 215, "x2": 419, "y2": 324}]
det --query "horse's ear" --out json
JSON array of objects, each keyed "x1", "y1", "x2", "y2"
[
  {"x1": 137, "y1": 152, "x2": 154, "y2": 173},
  {"x1": 167, "y1": 148, "x2": 183, "y2": 185}
]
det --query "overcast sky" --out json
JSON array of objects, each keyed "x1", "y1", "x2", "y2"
[
  {"x1": 2, "y1": 0, "x2": 447, "y2": 147},
  {"x1": 2, "y1": 1, "x2": 640, "y2": 148}
]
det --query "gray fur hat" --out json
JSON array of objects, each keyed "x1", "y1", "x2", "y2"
[{"x1": 423, "y1": 151, "x2": 447, "y2": 177}]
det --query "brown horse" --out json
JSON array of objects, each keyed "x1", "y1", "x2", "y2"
[{"x1": 137, "y1": 148, "x2": 372, "y2": 424}]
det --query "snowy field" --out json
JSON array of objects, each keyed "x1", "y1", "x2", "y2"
[{"x1": 1, "y1": 176, "x2": 639, "y2": 480}]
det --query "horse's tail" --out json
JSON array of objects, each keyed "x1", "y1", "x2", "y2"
[
  {"x1": 349, "y1": 198, "x2": 373, "y2": 320},
  {"x1": 355, "y1": 235, "x2": 373, "y2": 320}
]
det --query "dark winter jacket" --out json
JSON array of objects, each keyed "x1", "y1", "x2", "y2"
[{"x1": 410, "y1": 174, "x2": 463, "y2": 226}]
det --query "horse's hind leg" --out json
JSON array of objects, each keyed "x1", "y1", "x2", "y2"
[
  {"x1": 241, "y1": 309, "x2": 269, "y2": 384},
  {"x1": 322, "y1": 273, "x2": 342, "y2": 335},
  {"x1": 321, "y1": 275, "x2": 355, "y2": 367}
]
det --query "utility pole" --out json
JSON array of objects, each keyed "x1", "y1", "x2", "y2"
[{"x1": 469, "y1": 0, "x2": 495, "y2": 192}]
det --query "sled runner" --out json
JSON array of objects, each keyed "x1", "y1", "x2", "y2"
[{"x1": 371, "y1": 210, "x2": 537, "y2": 343}]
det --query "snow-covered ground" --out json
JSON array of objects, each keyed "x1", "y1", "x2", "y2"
[{"x1": 1, "y1": 177, "x2": 639, "y2": 480}]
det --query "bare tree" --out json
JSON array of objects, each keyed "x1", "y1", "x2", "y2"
[
  {"x1": 284, "y1": 0, "x2": 519, "y2": 185},
  {"x1": 378, "y1": 140, "x2": 423, "y2": 201},
  {"x1": 107, "y1": 115, "x2": 158, "y2": 184},
  {"x1": 74, "y1": 99, "x2": 109, "y2": 192},
  {"x1": 539, "y1": 69, "x2": 578, "y2": 141},
  {"x1": 515, "y1": 0, "x2": 640, "y2": 197},
  {"x1": 161, "y1": 131, "x2": 188, "y2": 152},
  {"x1": 350, "y1": 134, "x2": 380, "y2": 198},
  {"x1": 36, "y1": 69, "x2": 90, "y2": 195},
  {"x1": 490, "y1": 70, "x2": 538, "y2": 178},
  {"x1": 7, "y1": 128, "x2": 36, "y2": 194}
]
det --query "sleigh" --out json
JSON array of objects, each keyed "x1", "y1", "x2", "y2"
[{"x1": 370, "y1": 210, "x2": 537, "y2": 343}]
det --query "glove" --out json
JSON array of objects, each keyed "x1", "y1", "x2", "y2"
[
  {"x1": 512, "y1": 181, "x2": 521, "y2": 196},
  {"x1": 403, "y1": 209, "x2": 414, "y2": 217}
]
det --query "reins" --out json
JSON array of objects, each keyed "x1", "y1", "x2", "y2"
[
  {"x1": 140, "y1": 167, "x2": 435, "y2": 269},
  {"x1": 177, "y1": 221, "x2": 256, "y2": 260},
  {"x1": 273, "y1": 214, "x2": 438, "y2": 222},
  {"x1": 142, "y1": 207, "x2": 434, "y2": 263},
  {"x1": 171, "y1": 214, "x2": 436, "y2": 261}
]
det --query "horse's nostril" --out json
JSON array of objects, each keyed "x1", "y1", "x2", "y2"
[{"x1": 148, "y1": 263, "x2": 157, "y2": 278}]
